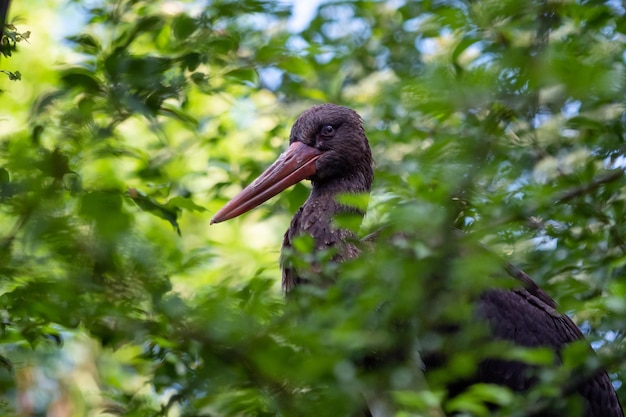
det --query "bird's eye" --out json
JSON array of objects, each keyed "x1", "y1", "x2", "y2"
[{"x1": 321, "y1": 125, "x2": 335, "y2": 136}]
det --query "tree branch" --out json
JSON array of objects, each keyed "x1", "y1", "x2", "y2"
[{"x1": 556, "y1": 169, "x2": 625, "y2": 204}]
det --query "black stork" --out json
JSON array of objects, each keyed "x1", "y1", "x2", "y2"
[{"x1": 211, "y1": 104, "x2": 624, "y2": 417}]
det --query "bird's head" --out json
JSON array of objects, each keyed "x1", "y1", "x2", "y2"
[{"x1": 211, "y1": 104, "x2": 373, "y2": 224}]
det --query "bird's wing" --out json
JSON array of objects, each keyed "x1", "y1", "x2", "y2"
[
  {"x1": 477, "y1": 288, "x2": 623, "y2": 416},
  {"x1": 478, "y1": 288, "x2": 581, "y2": 351}
]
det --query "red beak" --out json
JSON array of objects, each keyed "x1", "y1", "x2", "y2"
[{"x1": 211, "y1": 141, "x2": 323, "y2": 224}]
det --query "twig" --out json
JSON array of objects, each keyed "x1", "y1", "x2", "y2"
[{"x1": 556, "y1": 169, "x2": 625, "y2": 204}]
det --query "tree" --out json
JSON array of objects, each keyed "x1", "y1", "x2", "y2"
[{"x1": 0, "y1": 0, "x2": 624, "y2": 416}]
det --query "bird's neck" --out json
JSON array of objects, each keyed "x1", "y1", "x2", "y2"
[
  {"x1": 311, "y1": 171, "x2": 372, "y2": 196},
  {"x1": 305, "y1": 174, "x2": 371, "y2": 239},
  {"x1": 281, "y1": 176, "x2": 370, "y2": 292}
]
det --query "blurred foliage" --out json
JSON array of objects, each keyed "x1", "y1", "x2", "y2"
[{"x1": 0, "y1": 0, "x2": 625, "y2": 416}]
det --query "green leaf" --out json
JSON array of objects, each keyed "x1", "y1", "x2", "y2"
[
  {"x1": 127, "y1": 188, "x2": 181, "y2": 234},
  {"x1": 172, "y1": 14, "x2": 197, "y2": 39},
  {"x1": 446, "y1": 384, "x2": 514, "y2": 416},
  {"x1": 0, "y1": 168, "x2": 9, "y2": 184},
  {"x1": 277, "y1": 55, "x2": 313, "y2": 78},
  {"x1": 166, "y1": 196, "x2": 206, "y2": 212},
  {"x1": 60, "y1": 67, "x2": 102, "y2": 93},
  {"x1": 66, "y1": 34, "x2": 101, "y2": 54},
  {"x1": 225, "y1": 67, "x2": 258, "y2": 84}
]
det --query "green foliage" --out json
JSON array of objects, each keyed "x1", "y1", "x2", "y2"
[
  {"x1": 0, "y1": 0, "x2": 625, "y2": 416},
  {"x1": 0, "y1": 22, "x2": 28, "y2": 86}
]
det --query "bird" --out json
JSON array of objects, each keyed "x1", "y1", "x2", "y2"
[{"x1": 211, "y1": 103, "x2": 624, "y2": 417}]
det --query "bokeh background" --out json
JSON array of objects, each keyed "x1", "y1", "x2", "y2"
[{"x1": 1, "y1": 1, "x2": 626, "y2": 416}]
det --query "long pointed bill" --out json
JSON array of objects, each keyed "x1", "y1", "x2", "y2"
[{"x1": 211, "y1": 141, "x2": 323, "y2": 224}]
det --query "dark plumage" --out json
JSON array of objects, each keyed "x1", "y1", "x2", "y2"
[
  {"x1": 281, "y1": 105, "x2": 373, "y2": 291},
  {"x1": 212, "y1": 104, "x2": 623, "y2": 417}
]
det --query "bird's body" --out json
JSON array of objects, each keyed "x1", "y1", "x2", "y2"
[
  {"x1": 212, "y1": 104, "x2": 623, "y2": 417},
  {"x1": 282, "y1": 193, "x2": 362, "y2": 291}
]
